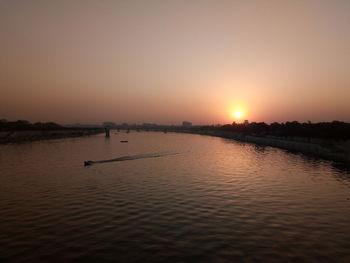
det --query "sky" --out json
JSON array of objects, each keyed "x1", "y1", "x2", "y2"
[{"x1": 0, "y1": 0, "x2": 349, "y2": 125}]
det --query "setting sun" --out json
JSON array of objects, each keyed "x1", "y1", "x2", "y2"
[{"x1": 232, "y1": 109, "x2": 244, "y2": 120}]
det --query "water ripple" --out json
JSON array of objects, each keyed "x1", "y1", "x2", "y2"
[{"x1": 1, "y1": 132, "x2": 350, "y2": 262}]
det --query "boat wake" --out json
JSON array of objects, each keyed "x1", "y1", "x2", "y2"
[{"x1": 84, "y1": 152, "x2": 180, "y2": 166}]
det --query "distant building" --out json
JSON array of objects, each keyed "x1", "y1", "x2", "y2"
[
  {"x1": 182, "y1": 121, "x2": 192, "y2": 127},
  {"x1": 244, "y1": 120, "x2": 249, "y2": 125},
  {"x1": 103, "y1": 122, "x2": 116, "y2": 128}
]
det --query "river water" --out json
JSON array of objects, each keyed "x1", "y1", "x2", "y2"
[{"x1": 1, "y1": 132, "x2": 349, "y2": 262}]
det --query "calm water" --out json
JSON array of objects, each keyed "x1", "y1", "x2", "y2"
[{"x1": 1, "y1": 132, "x2": 350, "y2": 262}]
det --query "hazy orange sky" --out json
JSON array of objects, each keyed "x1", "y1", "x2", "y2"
[{"x1": 1, "y1": 0, "x2": 349, "y2": 125}]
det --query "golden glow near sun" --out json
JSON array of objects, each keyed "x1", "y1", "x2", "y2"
[{"x1": 232, "y1": 109, "x2": 244, "y2": 120}]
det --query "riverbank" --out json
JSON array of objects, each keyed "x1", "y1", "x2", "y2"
[
  {"x1": 0, "y1": 128, "x2": 103, "y2": 144},
  {"x1": 178, "y1": 129, "x2": 350, "y2": 164}
]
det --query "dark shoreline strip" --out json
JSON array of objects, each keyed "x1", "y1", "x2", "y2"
[
  {"x1": 179, "y1": 130, "x2": 350, "y2": 164},
  {"x1": 0, "y1": 129, "x2": 103, "y2": 144}
]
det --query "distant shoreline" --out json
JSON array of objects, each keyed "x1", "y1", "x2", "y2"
[
  {"x1": 177, "y1": 129, "x2": 350, "y2": 164},
  {"x1": 0, "y1": 128, "x2": 103, "y2": 144}
]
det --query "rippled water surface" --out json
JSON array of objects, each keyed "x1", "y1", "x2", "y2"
[{"x1": 1, "y1": 132, "x2": 350, "y2": 262}]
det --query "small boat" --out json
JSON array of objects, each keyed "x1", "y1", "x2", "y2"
[
  {"x1": 84, "y1": 160, "x2": 94, "y2": 166},
  {"x1": 120, "y1": 140, "x2": 128, "y2": 143}
]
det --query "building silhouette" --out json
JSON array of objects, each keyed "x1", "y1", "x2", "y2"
[{"x1": 182, "y1": 121, "x2": 192, "y2": 127}]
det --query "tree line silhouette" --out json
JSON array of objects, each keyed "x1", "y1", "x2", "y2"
[
  {"x1": 0, "y1": 119, "x2": 63, "y2": 131},
  {"x1": 218, "y1": 121, "x2": 350, "y2": 140}
]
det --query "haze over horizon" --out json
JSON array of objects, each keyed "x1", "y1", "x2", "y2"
[{"x1": 1, "y1": 0, "x2": 349, "y2": 125}]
